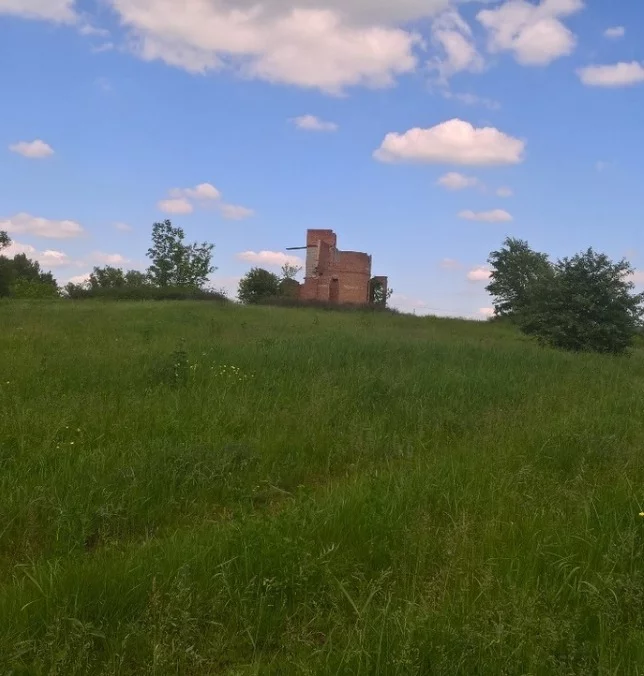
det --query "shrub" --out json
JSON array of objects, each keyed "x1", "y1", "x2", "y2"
[{"x1": 517, "y1": 248, "x2": 644, "y2": 354}]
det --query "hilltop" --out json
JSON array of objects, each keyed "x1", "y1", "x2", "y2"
[{"x1": 2, "y1": 301, "x2": 644, "y2": 674}]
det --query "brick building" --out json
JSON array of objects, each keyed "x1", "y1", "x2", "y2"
[{"x1": 292, "y1": 229, "x2": 388, "y2": 306}]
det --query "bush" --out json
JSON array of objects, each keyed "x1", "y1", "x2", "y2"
[
  {"x1": 517, "y1": 248, "x2": 644, "y2": 355},
  {"x1": 64, "y1": 284, "x2": 229, "y2": 302}
]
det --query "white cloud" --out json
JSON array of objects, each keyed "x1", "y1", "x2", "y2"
[
  {"x1": 1, "y1": 212, "x2": 84, "y2": 239},
  {"x1": 467, "y1": 266, "x2": 492, "y2": 282},
  {"x1": 292, "y1": 115, "x2": 338, "y2": 132},
  {"x1": 437, "y1": 172, "x2": 479, "y2": 190},
  {"x1": 440, "y1": 258, "x2": 463, "y2": 270},
  {"x1": 477, "y1": 0, "x2": 584, "y2": 66},
  {"x1": 106, "y1": 0, "x2": 423, "y2": 95},
  {"x1": 9, "y1": 139, "x2": 54, "y2": 158},
  {"x1": 430, "y1": 9, "x2": 484, "y2": 81},
  {"x1": 90, "y1": 252, "x2": 129, "y2": 266},
  {"x1": 220, "y1": 204, "x2": 255, "y2": 221},
  {"x1": 0, "y1": 0, "x2": 76, "y2": 22},
  {"x1": 114, "y1": 222, "x2": 132, "y2": 232},
  {"x1": 3, "y1": 240, "x2": 71, "y2": 268},
  {"x1": 496, "y1": 186, "x2": 513, "y2": 197},
  {"x1": 374, "y1": 118, "x2": 525, "y2": 166},
  {"x1": 66, "y1": 273, "x2": 91, "y2": 286},
  {"x1": 604, "y1": 26, "x2": 625, "y2": 39},
  {"x1": 577, "y1": 62, "x2": 644, "y2": 88},
  {"x1": 478, "y1": 306, "x2": 495, "y2": 317},
  {"x1": 459, "y1": 209, "x2": 513, "y2": 222},
  {"x1": 170, "y1": 182, "x2": 221, "y2": 200},
  {"x1": 236, "y1": 250, "x2": 303, "y2": 268},
  {"x1": 158, "y1": 198, "x2": 194, "y2": 214}
]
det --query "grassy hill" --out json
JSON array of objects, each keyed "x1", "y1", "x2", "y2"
[{"x1": 2, "y1": 300, "x2": 644, "y2": 674}]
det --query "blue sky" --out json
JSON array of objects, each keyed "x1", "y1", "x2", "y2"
[{"x1": 1, "y1": 0, "x2": 643, "y2": 317}]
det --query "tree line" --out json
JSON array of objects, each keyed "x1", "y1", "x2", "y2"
[{"x1": 3, "y1": 220, "x2": 642, "y2": 353}]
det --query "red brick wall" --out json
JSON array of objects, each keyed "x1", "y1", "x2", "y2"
[{"x1": 298, "y1": 230, "x2": 376, "y2": 305}]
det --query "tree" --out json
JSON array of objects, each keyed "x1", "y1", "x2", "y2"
[
  {"x1": 146, "y1": 220, "x2": 215, "y2": 288},
  {"x1": 124, "y1": 270, "x2": 149, "y2": 286},
  {"x1": 486, "y1": 237, "x2": 552, "y2": 319},
  {"x1": 371, "y1": 281, "x2": 393, "y2": 306},
  {"x1": 517, "y1": 248, "x2": 644, "y2": 354},
  {"x1": 238, "y1": 267, "x2": 280, "y2": 304},
  {"x1": 280, "y1": 263, "x2": 302, "y2": 280},
  {"x1": 0, "y1": 231, "x2": 9, "y2": 250},
  {"x1": 0, "y1": 252, "x2": 59, "y2": 298},
  {"x1": 89, "y1": 266, "x2": 126, "y2": 289}
]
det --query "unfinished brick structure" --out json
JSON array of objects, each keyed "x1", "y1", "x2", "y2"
[{"x1": 292, "y1": 229, "x2": 388, "y2": 306}]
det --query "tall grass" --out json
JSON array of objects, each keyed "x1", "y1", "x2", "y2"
[{"x1": 2, "y1": 300, "x2": 644, "y2": 673}]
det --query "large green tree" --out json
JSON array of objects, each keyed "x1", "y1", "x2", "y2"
[
  {"x1": 238, "y1": 267, "x2": 281, "y2": 304},
  {"x1": 0, "y1": 249, "x2": 59, "y2": 298},
  {"x1": 516, "y1": 248, "x2": 644, "y2": 354},
  {"x1": 146, "y1": 220, "x2": 215, "y2": 288},
  {"x1": 486, "y1": 237, "x2": 552, "y2": 319}
]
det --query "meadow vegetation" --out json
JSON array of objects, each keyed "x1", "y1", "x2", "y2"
[{"x1": 2, "y1": 300, "x2": 644, "y2": 674}]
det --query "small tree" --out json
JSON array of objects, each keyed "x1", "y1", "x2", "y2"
[
  {"x1": 0, "y1": 231, "x2": 9, "y2": 250},
  {"x1": 238, "y1": 267, "x2": 280, "y2": 304},
  {"x1": 486, "y1": 237, "x2": 552, "y2": 319},
  {"x1": 517, "y1": 248, "x2": 644, "y2": 354},
  {"x1": 280, "y1": 263, "x2": 302, "y2": 280},
  {"x1": 146, "y1": 220, "x2": 215, "y2": 288}
]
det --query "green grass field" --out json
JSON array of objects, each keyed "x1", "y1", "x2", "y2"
[{"x1": 2, "y1": 300, "x2": 644, "y2": 674}]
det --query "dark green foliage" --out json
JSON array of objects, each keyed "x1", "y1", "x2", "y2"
[
  {"x1": 0, "y1": 231, "x2": 9, "y2": 250},
  {"x1": 146, "y1": 220, "x2": 215, "y2": 288},
  {"x1": 486, "y1": 237, "x2": 552, "y2": 318},
  {"x1": 88, "y1": 265, "x2": 128, "y2": 289},
  {"x1": 517, "y1": 248, "x2": 644, "y2": 354},
  {"x1": 238, "y1": 267, "x2": 281, "y2": 304},
  {"x1": 0, "y1": 251, "x2": 59, "y2": 298},
  {"x1": 63, "y1": 284, "x2": 228, "y2": 301}
]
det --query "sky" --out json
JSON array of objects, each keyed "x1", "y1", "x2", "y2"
[{"x1": 1, "y1": 0, "x2": 643, "y2": 318}]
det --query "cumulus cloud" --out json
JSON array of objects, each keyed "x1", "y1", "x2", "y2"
[
  {"x1": 159, "y1": 182, "x2": 253, "y2": 219},
  {"x1": 437, "y1": 172, "x2": 479, "y2": 190},
  {"x1": 478, "y1": 306, "x2": 495, "y2": 318},
  {"x1": 90, "y1": 252, "x2": 129, "y2": 266},
  {"x1": 374, "y1": 118, "x2": 525, "y2": 166},
  {"x1": 458, "y1": 209, "x2": 513, "y2": 222},
  {"x1": 170, "y1": 182, "x2": 221, "y2": 200},
  {"x1": 106, "y1": 0, "x2": 423, "y2": 95},
  {"x1": 0, "y1": 0, "x2": 76, "y2": 22},
  {"x1": 1, "y1": 212, "x2": 84, "y2": 239},
  {"x1": 577, "y1": 62, "x2": 644, "y2": 87},
  {"x1": 477, "y1": 0, "x2": 584, "y2": 66},
  {"x1": 496, "y1": 186, "x2": 513, "y2": 197},
  {"x1": 9, "y1": 139, "x2": 54, "y2": 158},
  {"x1": 430, "y1": 9, "x2": 484, "y2": 81},
  {"x1": 467, "y1": 266, "x2": 492, "y2": 281},
  {"x1": 66, "y1": 273, "x2": 92, "y2": 286},
  {"x1": 3, "y1": 240, "x2": 71, "y2": 268},
  {"x1": 220, "y1": 204, "x2": 255, "y2": 221},
  {"x1": 604, "y1": 26, "x2": 625, "y2": 39},
  {"x1": 236, "y1": 250, "x2": 303, "y2": 268},
  {"x1": 113, "y1": 222, "x2": 132, "y2": 232},
  {"x1": 158, "y1": 198, "x2": 194, "y2": 214},
  {"x1": 292, "y1": 115, "x2": 338, "y2": 132}
]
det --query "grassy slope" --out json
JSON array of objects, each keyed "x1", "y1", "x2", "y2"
[{"x1": 1, "y1": 300, "x2": 644, "y2": 674}]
